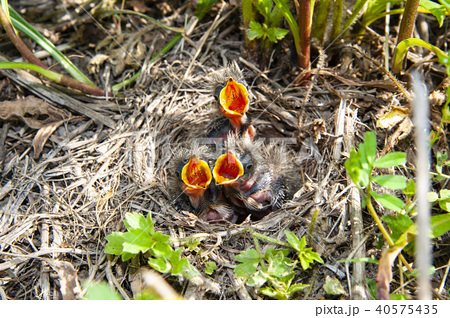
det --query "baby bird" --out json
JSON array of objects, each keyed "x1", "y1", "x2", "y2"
[
  {"x1": 213, "y1": 135, "x2": 290, "y2": 219},
  {"x1": 208, "y1": 62, "x2": 255, "y2": 141},
  {"x1": 175, "y1": 152, "x2": 213, "y2": 210},
  {"x1": 171, "y1": 145, "x2": 239, "y2": 223}
]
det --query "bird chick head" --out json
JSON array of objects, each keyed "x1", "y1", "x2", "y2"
[
  {"x1": 213, "y1": 151, "x2": 244, "y2": 185},
  {"x1": 179, "y1": 155, "x2": 212, "y2": 208},
  {"x1": 219, "y1": 77, "x2": 249, "y2": 130}
]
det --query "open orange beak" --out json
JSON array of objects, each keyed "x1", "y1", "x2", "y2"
[
  {"x1": 181, "y1": 155, "x2": 212, "y2": 208},
  {"x1": 213, "y1": 152, "x2": 244, "y2": 185},
  {"x1": 219, "y1": 77, "x2": 249, "y2": 129}
]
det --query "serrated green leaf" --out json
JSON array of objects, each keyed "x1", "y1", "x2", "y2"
[
  {"x1": 382, "y1": 214, "x2": 414, "y2": 234},
  {"x1": 370, "y1": 191, "x2": 405, "y2": 211},
  {"x1": 431, "y1": 213, "x2": 450, "y2": 238},
  {"x1": 121, "y1": 230, "x2": 154, "y2": 255},
  {"x1": 273, "y1": 27, "x2": 289, "y2": 40},
  {"x1": 234, "y1": 249, "x2": 260, "y2": 279},
  {"x1": 105, "y1": 232, "x2": 126, "y2": 255},
  {"x1": 373, "y1": 152, "x2": 406, "y2": 168},
  {"x1": 248, "y1": 21, "x2": 264, "y2": 40},
  {"x1": 372, "y1": 175, "x2": 407, "y2": 190}
]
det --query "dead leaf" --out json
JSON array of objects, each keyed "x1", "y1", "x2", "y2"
[
  {"x1": 380, "y1": 117, "x2": 413, "y2": 156},
  {"x1": 129, "y1": 0, "x2": 150, "y2": 13},
  {"x1": 47, "y1": 260, "x2": 82, "y2": 300},
  {"x1": 376, "y1": 106, "x2": 410, "y2": 130},
  {"x1": 0, "y1": 96, "x2": 70, "y2": 129},
  {"x1": 33, "y1": 120, "x2": 65, "y2": 158},
  {"x1": 88, "y1": 54, "x2": 111, "y2": 74},
  {"x1": 376, "y1": 246, "x2": 403, "y2": 300}
]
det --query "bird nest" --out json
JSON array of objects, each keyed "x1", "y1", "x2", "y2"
[{"x1": 1, "y1": 2, "x2": 448, "y2": 300}]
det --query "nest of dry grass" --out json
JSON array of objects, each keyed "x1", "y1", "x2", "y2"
[{"x1": 1, "y1": 1, "x2": 449, "y2": 300}]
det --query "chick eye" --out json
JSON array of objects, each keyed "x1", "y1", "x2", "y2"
[{"x1": 245, "y1": 163, "x2": 253, "y2": 171}]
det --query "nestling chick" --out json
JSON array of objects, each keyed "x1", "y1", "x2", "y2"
[
  {"x1": 208, "y1": 62, "x2": 255, "y2": 140},
  {"x1": 213, "y1": 135, "x2": 291, "y2": 219},
  {"x1": 171, "y1": 145, "x2": 240, "y2": 223}
]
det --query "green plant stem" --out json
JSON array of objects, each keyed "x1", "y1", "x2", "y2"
[
  {"x1": 250, "y1": 231, "x2": 291, "y2": 248},
  {"x1": 330, "y1": 0, "x2": 344, "y2": 42},
  {"x1": 366, "y1": 188, "x2": 414, "y2": 273},
  {"x1": 396, "y1": 0, "x2": 421, "y2": 45},
  {"x1": 0, "y1": 4, "x2": 47, "y2": 70},
  {"x1": 312, "y1": 0, "x2": 330, "y2": 44},
  {"x1": 0, "y1": 62, "x2": 106, "y2": 96},
  {"x1": 273, "y1": 0, "x2": 300, "y2": 64}
]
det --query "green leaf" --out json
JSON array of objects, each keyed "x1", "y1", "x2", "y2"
[
  {"x1": 373, "y1": 152, "x2": 406, "y2": 168},
  {"x1": 148, "y1": 257, "x2": 171, "y2": 273},
  {"x1": 431, "y1": 213, "x2": 450, "y2": 238},
  {"x1": 205, "y1": 261, "x2": 216, "y2": 275},
  {"x1": 105, "y1": 232, "x2": 126, "y2": 255},
  {"x1": 265, "y1": 27, "x2": 289, "y2": 43},
  {"x1": 364, "y1": 131, "x2": 377, "y2": 165},
  {"x1": 420, "y1": 0, "x2": 447, "y2": 27},
  {"x1": 372, "y1": 175, "x2": 407, "y2": 190},
  {"x1": 234, "y1": 249, "x2": 260, "y2": 279},
  {"x1": 370, "y1": 191, "x2": 405, "y2": 211},
  {"x1": 194, "y1": 0, "x2": 219, "y2": 20},
  {"x1": 82, "y1": 281, "x2": 122, "y2": 300},
  {"x1": 391, "y1": 293, "x2": 409, "y2": 300},
  {"x1": 438, "y1": 189, "x2": 450, "y2": 212},
  {"x1": 248, "y1": 21, "x2": 264, "y2": 40},
  {"x1": 403, "y1": 179, "x2": 416, "y2": 196},
  {"x1": 122, "y1": 230, "x2": 154, "y2": 255},
  {"x1": 428, "y1": 191, "x2": 439, "y2": 202},
  {"x1": 323, "y1": 276, "x2": 345, "y2": 295},
  {"x1": 382, "y1": 214, "x2": 414, "y2": 234},
  {"x1": 285, "y1": 230, "x2": 302, "y2": 251},
  {"x1": 123, "y1": 212, "x2": 154, "y2": 233}
]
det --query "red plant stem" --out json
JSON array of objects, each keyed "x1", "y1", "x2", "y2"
[
  {"x1": 0, "y1": 5, "x2": 48, "y2": 70},
  {"x1": 60, "y1": 74, "x2": 106, "y2": 96},
  {"x1": 297, "y1": 0, "x2": 312, "y2": 70},
  {"x1": 396, "y1": 0, "x2": 420, "y2": 45}
]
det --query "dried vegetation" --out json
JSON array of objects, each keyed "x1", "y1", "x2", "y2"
[{"x1": 0, "y1": 0, "x2": 449, "y2": 300}]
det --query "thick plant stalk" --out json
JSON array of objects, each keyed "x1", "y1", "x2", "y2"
[
  {"x1": 393, "y1": 0, "x2": 421, "y2": 73},
  {"x1": 297, "y1": 0, "x2": 314, "y2": 70},
  {"x1": 397, "y1": 0, "x2": 421, "y2": 45},
  {"x1": 330, "y1": 0, "x2": 344, "y2": 42},
  {"x1": 312, "y1": 0, "x2": 331, "y2": 44}
]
